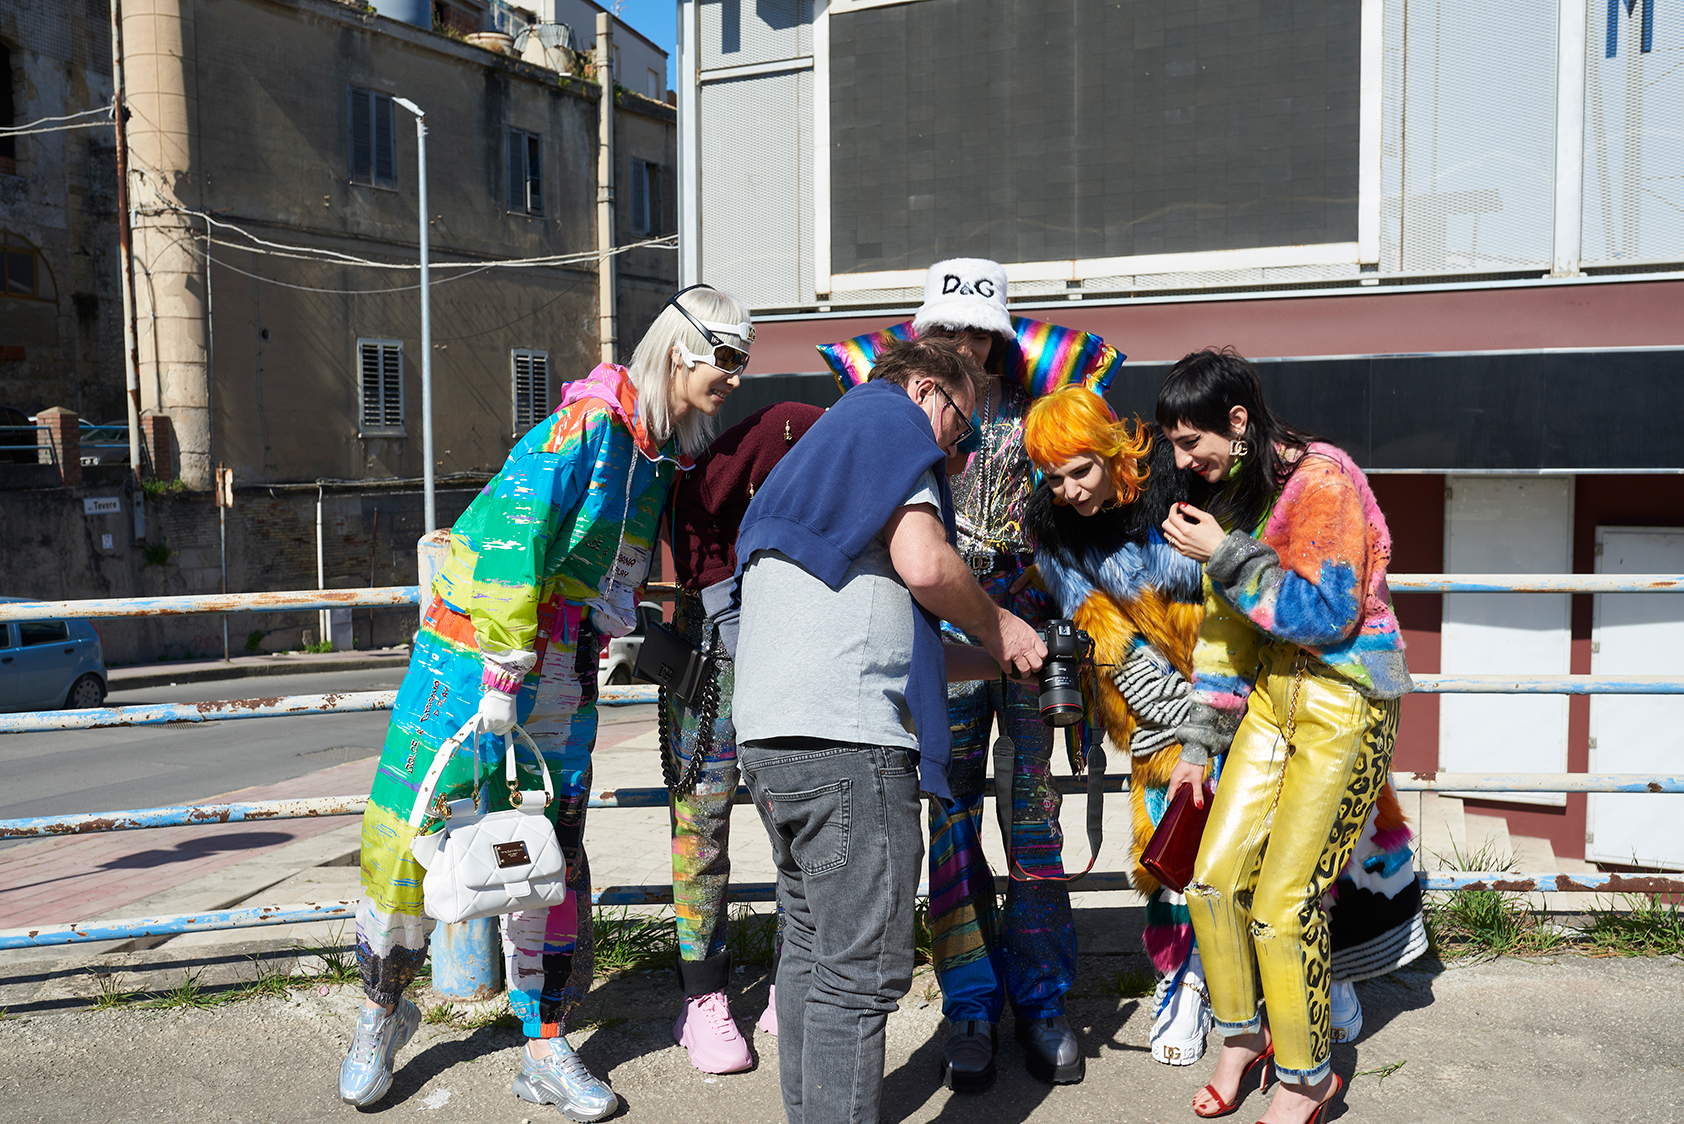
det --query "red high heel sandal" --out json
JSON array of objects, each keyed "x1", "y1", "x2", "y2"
[
  {"x1": 1192, "y1": 1042, "x2": 1275, "y2": 1118},
  {"x1": 1254, "y1": 1073, "x2": 1342, "y2": 1124}
]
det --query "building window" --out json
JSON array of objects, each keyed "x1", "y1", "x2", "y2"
[
  {"x1": 0, "y1": 44, "x2": 15, "y2": 175},
  {"x1": 512, "y1": 349, "x2": 550, "y2": 433},
  {"x1": 348, "y1": 87, "x2": 397, "y2": 187},
  {"x1": 630, "y1": 159, "x2": 664, "y2": 236},
  {"x1": 507, "y1": 129, "x2": 543, "y2": 215},
  {"x1": 2, "y1": 231, "x2": 44, "y2": 300},
  {"x1": 358, "y1": 338, "x2": 404, "y2": 434}
]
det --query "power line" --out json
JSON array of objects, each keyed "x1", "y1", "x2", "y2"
[{"x1": 0, "y1": 106, "x2": 113, "y2": 137}]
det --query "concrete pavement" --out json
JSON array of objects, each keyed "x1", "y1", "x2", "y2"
[{"x1": 4, "y1": 661, "x2": 1682, "y2": 1121}]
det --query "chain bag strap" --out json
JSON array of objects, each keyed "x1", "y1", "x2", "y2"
[
  {"x1": 659, "y1": 623, "x2": 723, "y2": 798},
  {"x1": 406, "y1": 718, "x2": 568, "y2": 924}
]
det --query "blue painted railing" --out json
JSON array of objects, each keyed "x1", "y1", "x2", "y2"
[{"x1": 1, "y1": 576, "x2": 1680, "y2": 956}]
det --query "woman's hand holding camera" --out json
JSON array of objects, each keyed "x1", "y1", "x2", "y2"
[{"x1": 1161, "y1": 502, "x2": 1227, "y2": 563}]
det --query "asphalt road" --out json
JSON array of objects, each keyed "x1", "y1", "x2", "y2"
[{"x1": 0, "y1": 669, "x2": 657, "y2": 837}]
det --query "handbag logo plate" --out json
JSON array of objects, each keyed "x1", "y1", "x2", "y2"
[{"x1": 494, "y1": 841, "x2": 531, "y2": 868}]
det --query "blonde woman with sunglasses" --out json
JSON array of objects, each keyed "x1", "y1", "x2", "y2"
[{"x1": 338, "y1": 285, "x2": 751, "y2": 1121}]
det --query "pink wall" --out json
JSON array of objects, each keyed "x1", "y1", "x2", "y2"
[{"x1": 751, "y1": 277, "x2": 1684, "y2": 372}]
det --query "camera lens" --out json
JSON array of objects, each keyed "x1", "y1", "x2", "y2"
[{"x1": 1039, "y1": 659, "x2": 1084, "y2": 726}]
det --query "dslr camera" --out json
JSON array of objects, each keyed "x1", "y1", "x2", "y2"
[{"x1": 1036, "y1": 618, "x2": 1093, "y2": 727}]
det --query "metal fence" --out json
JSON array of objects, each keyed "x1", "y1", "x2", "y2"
[{"x1": 1, "y1": 574, "x2": 1681, "y2": 959}]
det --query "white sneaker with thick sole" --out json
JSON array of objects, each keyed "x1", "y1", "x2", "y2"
[
  {"x1": 1330, "y1": 980, "x2": 1363, "y2": 1043},
  {"x1": 1150, "y1": 950, "x2": 1213, "y2": 1066}
]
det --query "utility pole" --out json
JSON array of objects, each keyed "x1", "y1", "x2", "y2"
[
  {"x1": 596, "y1": 12, "x2": 617, "y2": 365},
  {"x1": 393, "y1": 97, "x2": 435, "y2": 532},
  {"x1": 109, "y1": 0, "x2": 143, "y2": 493}
]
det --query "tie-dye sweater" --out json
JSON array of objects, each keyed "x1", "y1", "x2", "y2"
[
  {"x1": 1177, "y1": 442, "x2": 1412, "y2": 766},
  {"x1": 433, "y1": 363, "x2": 690, "y2": 690}
]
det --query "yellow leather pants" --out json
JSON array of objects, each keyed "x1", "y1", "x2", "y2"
[{"x1": 1185, "y1": 642, "x2": 1399, "y2": 1085}]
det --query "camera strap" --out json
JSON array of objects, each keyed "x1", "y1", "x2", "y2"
[{"x1": 994, "y1": 733, "x2": 1106, "y2": 884}]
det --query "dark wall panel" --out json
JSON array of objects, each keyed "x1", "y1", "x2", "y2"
[
  {"x1": 830, "y1": 0, "x2": 1362, "y2": 275},
  {"x1": 734, "y1": 350, "x2": 1684, "y2": 471}
]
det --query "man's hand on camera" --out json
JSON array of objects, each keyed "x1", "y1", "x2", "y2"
[{"x1": 992, "y1": 609, "x2": 1046, "y2": 677}]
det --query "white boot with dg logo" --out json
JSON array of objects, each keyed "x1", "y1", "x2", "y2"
[{"x1": 1151, "y1": 948, "x2": 1214, "y2": 1066}]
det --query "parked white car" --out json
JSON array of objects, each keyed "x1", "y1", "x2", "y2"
[{"x1": 598, "y1": 602, "x2": 663, "y2": 687}]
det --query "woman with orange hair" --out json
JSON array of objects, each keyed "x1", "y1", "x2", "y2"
[{"x1": 1022, "y1": 386, "x2": 1213, "y2": 1066}]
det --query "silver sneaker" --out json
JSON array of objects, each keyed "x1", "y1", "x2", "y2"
[
  {"x1": 338, "y1": 998, "x2": 421, "y2": 1107},
  {"x1": 512, "y1": 1038, "x2": 619, "y2": 1122}
]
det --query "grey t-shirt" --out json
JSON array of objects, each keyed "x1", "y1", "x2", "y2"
[{"x1": 732, "y1": 470, "x2": 943, "y2": 748}]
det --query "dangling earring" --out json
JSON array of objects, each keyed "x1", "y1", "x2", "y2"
[{"x1": 1229, "y1": 436, "x2": 1250, "y2": 457}]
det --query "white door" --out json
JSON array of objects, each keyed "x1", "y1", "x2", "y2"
[
  {"x1": 1588, "y1": 527, "x2": 1684, "y2": 869},
  {"x1": 1439, "y1": 477, "x2": 1572, "y2": 806}
]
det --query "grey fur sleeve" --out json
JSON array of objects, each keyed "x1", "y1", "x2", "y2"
[{"x1": 1113, "y1": 643, "x2": 1193, "y2": 758}]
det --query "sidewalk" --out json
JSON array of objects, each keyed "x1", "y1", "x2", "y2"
[
  {"x1": 0, "y1": 943, "x2": 1676, "y2": 1122},
  {"x1": 106, "y1": 648, "x2": 412, "y2": 692}
]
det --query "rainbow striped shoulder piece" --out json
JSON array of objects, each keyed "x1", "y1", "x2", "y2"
[{"x1": 817, "y1": 316, "x2": 1125, "y2": 400}]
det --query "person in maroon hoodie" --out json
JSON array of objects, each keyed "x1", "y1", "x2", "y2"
[{"x1": 664, "y1": 400, "x2": 826, "y2": 1073}]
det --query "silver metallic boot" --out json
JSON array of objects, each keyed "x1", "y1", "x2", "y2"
[
  {"x1": 1016, "y1": 1014, "x2": 1085, "y2": 1084},
  {"x1": 338, "y1": 998, "x2": 421, "y2": 1106},
  {"x1": 939, "y1": 1019, "x2": 997, "y2": 1092},
  {"x1": 512, "y1": 1037, "x2": 619, "y2": 1122}
]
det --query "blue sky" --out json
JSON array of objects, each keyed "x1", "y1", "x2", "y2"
[{"x1": 607, "y1": 1, "x2": 679, "y2": 90}]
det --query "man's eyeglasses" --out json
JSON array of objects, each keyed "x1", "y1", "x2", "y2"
[
  {"x1": 932, "y1": 383, "x2": 975, "y2": 447},
  {"x1": 667, "y1": 284, "x2": 753, "y2": 375}
]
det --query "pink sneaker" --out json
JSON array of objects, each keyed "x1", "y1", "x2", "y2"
[
  {"x1": 673, "y1": 991, "x2": 753, "y2": 1074},
  {"x1": 756, "y1": 985, "x2": 778, "y2": 1036}
]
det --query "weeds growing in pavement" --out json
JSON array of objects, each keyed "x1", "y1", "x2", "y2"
[
  {"x1": 1355, "y1": 1059, "x2": 1407, "y2": 1087},
  {"x1": 592, "y1": 906, "x2": 678, "y2": 975},
  {"x1": 1423, "y1": 839, "x2": 1554, "y2": 958},
  {"x1": 142, "y1": 970, "x2": 220, "y2": 1010},
  {"x1": 89, "y1": 970, "x2": 132, "y2": 1010},
  {"x1": 1106, "y1": 966, "x2": 1155, "y2": 999},
  {"x1": 423, "y1": 1001, "x2": 459, "y2": 1026},
  {"x1": 725, "y1": 904, "x2": 779, "y2": 966},
  {"x1": 1581, "y1": 894, "x2": 1684, "y2": 956},
  {"x1": 912, "y1": 898, "x2": 934, "y2": 966},
  {"x1": 235, "y1": 957, "x2": 295, "y2": 1002},
  {"x1": 293, "y1": 925, "x2": 359, "y2": 983}
]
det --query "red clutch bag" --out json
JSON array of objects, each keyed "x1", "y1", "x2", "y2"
[{"x1": 1141, "y1": 781, "x2": 1215, "y2": 893}]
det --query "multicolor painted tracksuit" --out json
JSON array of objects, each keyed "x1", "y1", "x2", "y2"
[
  {"x1": 356, "y1": 364, "x2": 686, "y2": 1039},
  {"x1": 1179, "y1": 442, "x2": 1415, "y2": 1084}
]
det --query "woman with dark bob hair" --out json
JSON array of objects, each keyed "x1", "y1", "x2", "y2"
[{"x1": 1157, "y1": 348, "x2": 1412, "y2": 1124}]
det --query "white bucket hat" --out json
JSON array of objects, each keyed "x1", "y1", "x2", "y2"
[{"x1": 911, "y1": 258, "x2": 1012, "y2": 338}]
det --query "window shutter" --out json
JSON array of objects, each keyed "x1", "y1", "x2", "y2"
[
  {"x1": 380, "y1": 343, "x2": 403, "y2": 427},
  {"x1": 630, "y1": 158, "x2": 648, "y2": 234},
  {"x1": 508, "y1": 130, "x2": 524, "y2": 211},
  {"x1": 373, "y1": 94, "x2": 395, "y2": 185},
  {"x1": 647, "y1": 163, "x2": 662, "y2": 236},
  {"x1": 359, "y1": 341, "x2": 381, "y2": 428},
  {"x1": 526, "y1": 133, "x2": 543, "y2": 215},
  {"x1": 530, "y1": 352, "x2": 549, "y2": 419},
  {"x1": 512, "y1": 350, "x2": 550, "y2": 430},
  {"x1": 349, "y1": 88, "x2": 371, "y2": 180}
]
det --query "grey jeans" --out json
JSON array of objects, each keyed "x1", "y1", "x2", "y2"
[{"x1": 740, "y1": 739, "x2": 925, "y2": 1124}]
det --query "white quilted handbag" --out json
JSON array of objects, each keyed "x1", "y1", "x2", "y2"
[{"x1": 407, "y1": 719, "x2": 569, "y2": 924}]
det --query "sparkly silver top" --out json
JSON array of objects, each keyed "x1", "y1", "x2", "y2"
[{"x1": 951, "y1": 380, "x2": 1036, "y2": 558}]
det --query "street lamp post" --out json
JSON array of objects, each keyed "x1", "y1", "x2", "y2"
[{"x1": 393, "y1": 97, "x2": 435, "y2": 533}]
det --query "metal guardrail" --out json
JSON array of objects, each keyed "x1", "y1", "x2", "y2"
[{"x1": 0, "y1": 576, "x2": 1679, "y2": 954}]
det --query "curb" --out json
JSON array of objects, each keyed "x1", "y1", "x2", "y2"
[{"x1": 109, "y1": 653, "x2": 410, "y2": 691}]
